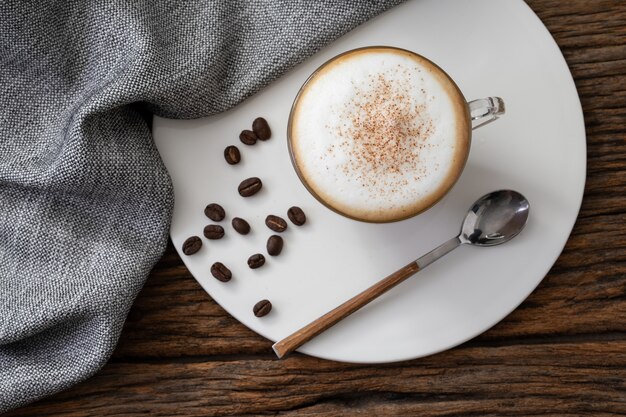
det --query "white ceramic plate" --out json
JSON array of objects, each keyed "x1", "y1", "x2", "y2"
[{"x1": 153, "y1": 0, "x2": 586, "y2": 363}]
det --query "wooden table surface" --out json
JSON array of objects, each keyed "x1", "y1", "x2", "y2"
[{"x1": 8, "y1": 1, "x2": 626, "y2": 415}]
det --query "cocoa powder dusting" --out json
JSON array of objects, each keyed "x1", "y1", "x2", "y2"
[{"x1": 330, "y1": 67, "x2": 436, "y2": 199}]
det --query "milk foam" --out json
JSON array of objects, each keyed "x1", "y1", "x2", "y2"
[{"x1": 290, "y1": 48, "x2": 469, "y2": 222}]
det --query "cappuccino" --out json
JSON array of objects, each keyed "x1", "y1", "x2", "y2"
[{"x1": 289, "y1": 47, "x2": 471, "y2": 222}]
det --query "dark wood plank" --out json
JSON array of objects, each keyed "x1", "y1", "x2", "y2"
[
  {"x1": 8, "y1": 342, "x2": 626, "y2": 416},
  {"x1": 7, "y1": 0, "x2": 626, "y2": 415}
]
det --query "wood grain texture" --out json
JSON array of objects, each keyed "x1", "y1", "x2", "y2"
[
  {"x1": 7, "y1": 1, "x2": 626, "y2": 415},
  {"x1": 8, "y1": 342, "x2": 626, "y2": 416}
]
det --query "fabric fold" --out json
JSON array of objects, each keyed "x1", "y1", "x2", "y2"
[{"x1": 0, "y1": 0, "x2": 402, "y2": 411}]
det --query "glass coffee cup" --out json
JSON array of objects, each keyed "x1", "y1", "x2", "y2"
[{"x1": 288, "y1": 46, "x2": 504, "y2": 223}]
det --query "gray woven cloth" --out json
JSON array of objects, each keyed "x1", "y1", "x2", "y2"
[{"x1": 0, "y1": 0, "x2": 402, "y2": 411}]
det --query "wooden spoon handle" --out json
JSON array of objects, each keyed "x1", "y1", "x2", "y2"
[{"x1": 272, "y1": 261, "x2": 420, "y2": 359}]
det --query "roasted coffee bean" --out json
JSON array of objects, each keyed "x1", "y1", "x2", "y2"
[
  {"x1": 239, "y1": 129, "x2": 258, "y2": 145},
  {"x1": 253, "y1": 299, "x2": 272, "y2": 317},
  {"x1": 265, "y1": 215, "x2": 287, "y2": 232},
  {"x1": 238, "y1": 177, "x2": 262, "y2": 197},
  {"x1": 224, "y1": 145, "x2": 241, "y2": 165},
  {"x1": 287, "y1": 206, "x2": 306, "y2": 226},
  {"x1": 232, "y1": 217, "x2": 250, "y2": 235},
  {"x1": 204, "y1": 203, "x2": 225, "y2": 221},
  {"x1": 252, "y1": 117, "x2": 271, "y2": 140},
  {"x1": 204, "y1": 224, "x2": 225, "y2": 240},
  {"x1": 210, "y1": 262, "x2": 232, "y2": 282},
  {"x1": 266, "y1": 235, "x2": 283, "y2": 256},
  {"x1": 248, "y1": 253, "x2": 265, "y2": 269},
  {"x1": 182, "y1": 236, "x2": 202, "y2": 255}
]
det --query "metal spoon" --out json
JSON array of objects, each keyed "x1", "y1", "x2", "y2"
[{"x1": 272, "y1": 190, "x2": 530, "y2": 359}]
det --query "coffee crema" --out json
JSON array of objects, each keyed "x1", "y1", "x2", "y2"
[{"x1": 289, "y1": 47, "x2": 470, "y2": 222}]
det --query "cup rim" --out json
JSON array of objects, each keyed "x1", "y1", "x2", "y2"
[{"x1": 286, "y1": 46, "x2": 472, "y2": 223}]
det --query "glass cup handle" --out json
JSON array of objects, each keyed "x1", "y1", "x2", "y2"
[{"x1": 469, "y1": 97, "x2": 505, "y2": 130}]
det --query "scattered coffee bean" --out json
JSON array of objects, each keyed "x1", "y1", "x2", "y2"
[
  {"x1": 265, "y1": 215, "x2": 287, "y2": 232},
  {"x1": 182, "y1": 236, "x2": 202, "y2": 255},
  {"x1": 253, "y1": 299, "x2": 272, "y2": 317},
  {"x1": 232, "y1": 217, "x2": 251, "y2": 235},
  {"x1": 287, "y1": 206, "x2": 306, "y2": 226},
  {"x1": 266, "y1": 235, "x2": 283, "y2": 256},
  {"x1": 252, "y1": 117, "x2": 271, "y2": 140},
  {"x1": 204, "y1": 203, "x2": 225, "y2": 221},
  {"x1": 210, "y1": 262, "x2": 232, "y2": 282},
  {"x1": 248, "y1": 253, "x2": 265, "y2": 269},
  {"x1": 238, "y1": 177, "x2": 262, "y2": 197},
  {"x1": 239, "y1": 129, "x2": 258, "y2": 145},
  {"x1": 204, "y1": 224, "x2": 225, "y2": 240},
  {"x1": 224, "y1": 145, "x2": 241, "y2": 165}
]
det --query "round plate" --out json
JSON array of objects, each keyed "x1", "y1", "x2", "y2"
[{"x1": 153, "y1": 0, "x2": 586, "y2": 363}]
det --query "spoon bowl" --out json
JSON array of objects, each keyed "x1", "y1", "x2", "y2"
[{"x1": 461, "y1": 190, "x2": 530, "y2": 246}]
